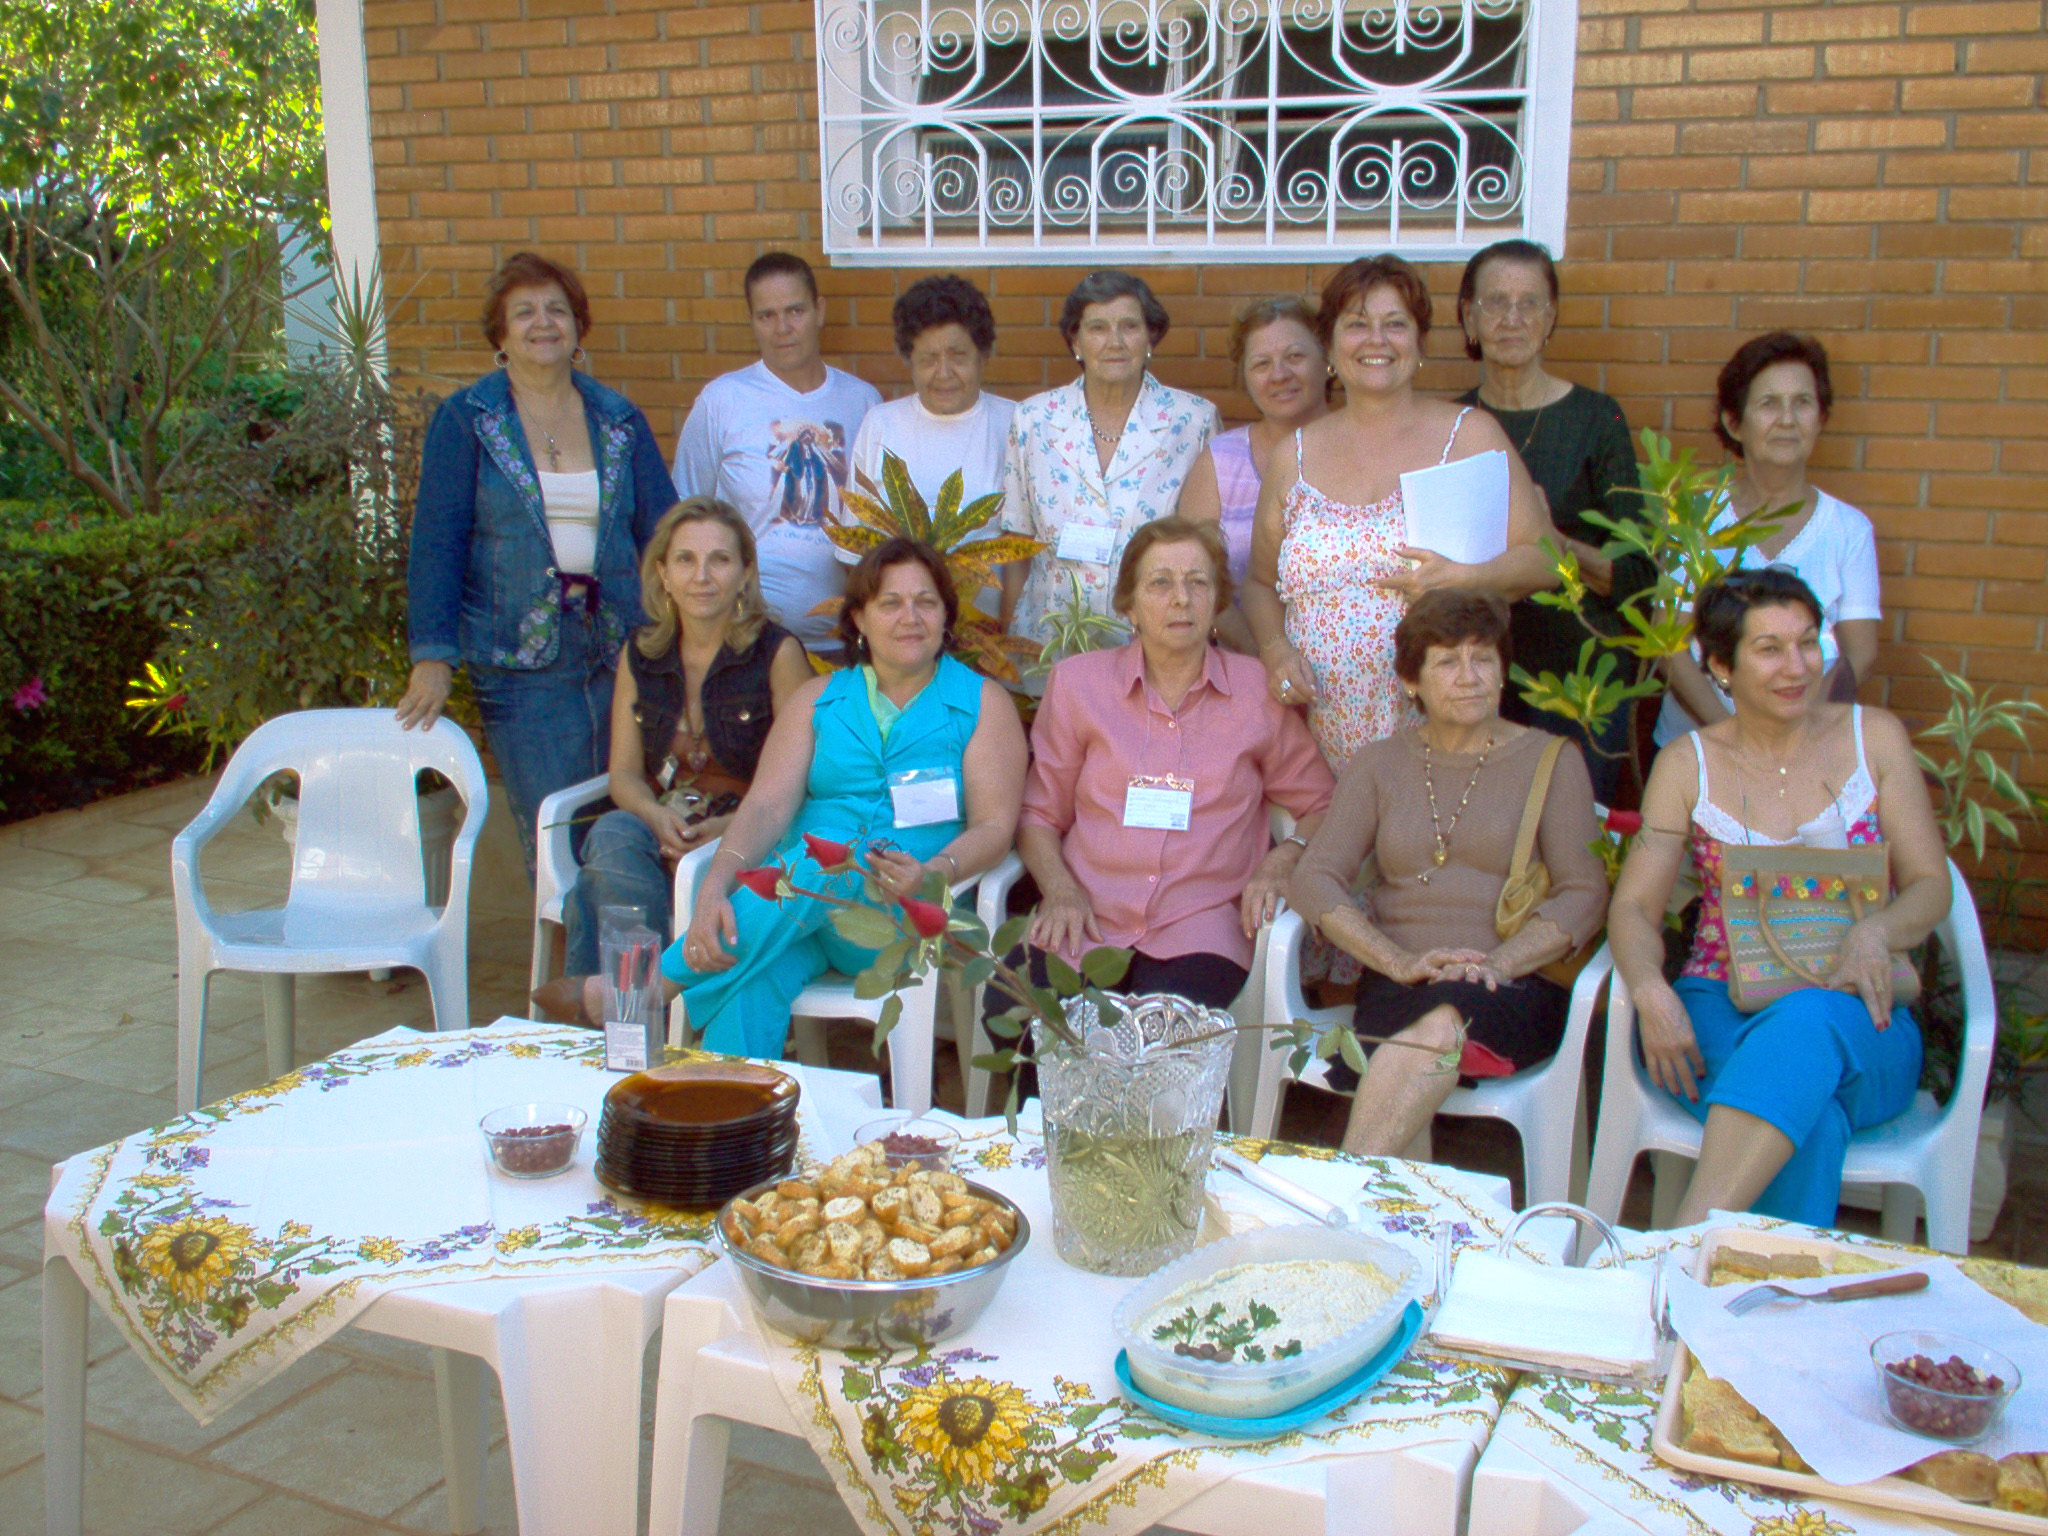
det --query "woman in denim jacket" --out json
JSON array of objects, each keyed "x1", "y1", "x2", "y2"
[{"x1": 399, "y1": 252, "x2": 678, "y2": 875}]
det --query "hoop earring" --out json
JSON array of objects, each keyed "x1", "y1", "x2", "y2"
[
  {"x1": 494, "y1": 350, "x2": 510, "y2": 369},
  {"x1": 571, "y1": 346, "x2": 588, "y2": 368}
]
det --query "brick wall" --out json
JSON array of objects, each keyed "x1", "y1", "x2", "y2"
[{"x1": 361, "y1": 0, "x2": 2048, "y2": 919}]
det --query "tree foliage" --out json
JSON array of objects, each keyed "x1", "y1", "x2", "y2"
[{"x1": 0, "y1": 0, "x2": 326, "y2": 516}]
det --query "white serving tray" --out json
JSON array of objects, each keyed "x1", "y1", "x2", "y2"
[{"x1": 1652, "y1": 1225, "x2": 2048, "y2": 1534}]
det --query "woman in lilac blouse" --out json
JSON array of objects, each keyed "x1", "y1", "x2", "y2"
[
  {"x1": 1174, "y1": 297, "x2": 1331, "y2": 651},
  {"x1": 1017, "y1": 517, "x2": 1335, "y2": 1007}
]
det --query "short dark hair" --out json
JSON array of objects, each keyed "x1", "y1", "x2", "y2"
[
  {"x1": 838, "y1": 537, "x2": 960, "y2": 657},
  {"x1": 1058, "y1": 271, "x2": 1170, "y2": 353},
  {"x1": 1456, "y1": 239, "x2": 1560, "y2": 362},
  {"x1": 1111, "y1": 516, "x2": 1234, "y2": 617},
  {"x1": 1392, "y1": 589, "x2": 1512, "y2": 690},
  {"x1": 1715, "y1": 332, "x2": 1833, "y2": 455},
  {"x1": 893, "y1": 275, "x2": 996, "y2": 359},
  {"x1": 1692, "y1": 567, "x2": 1825, "y2": 677},
  {"x1": 482, "y1": 252, "x2": 591, "y2": 349},
  {"x1": 1315, "y1": 255, "x2": 1432, "y2": 350},
  {"x1": 744, "y1": 252, "x2": 818, "y2": 306}
]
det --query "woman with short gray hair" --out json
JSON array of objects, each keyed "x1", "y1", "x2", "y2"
[{"x1": 998, "y1": 270, "x2": 1219, "y2": 684}]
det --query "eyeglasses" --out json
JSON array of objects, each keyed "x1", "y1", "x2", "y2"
[
  {"x1": 1472, "y1": 295, "x2": 1553, "y2": 321},
  {"x1": 1141, "y1": 572, "x2": 1215, "y2": 600}
]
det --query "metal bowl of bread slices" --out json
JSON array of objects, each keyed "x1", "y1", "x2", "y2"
[{"x1": 714, "y1": 1140, "x2": 1030, "y2": 1348}]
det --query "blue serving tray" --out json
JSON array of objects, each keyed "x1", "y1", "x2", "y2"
[{"x1": 1113, "y1": 1299, "x2": 1425, "y2": 1439}]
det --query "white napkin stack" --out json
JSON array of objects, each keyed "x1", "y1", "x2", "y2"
[
  {"x1": 1667, "y1": 1258, "x2": 2048, "y2": 1485},
  {"x1": 1429, "y1": 1250, "x2": 1658, "y2": 1377}
]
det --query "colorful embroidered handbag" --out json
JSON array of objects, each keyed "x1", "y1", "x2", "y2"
[{"x1": 1716, "y1": 842, "x2": 1920, "y2": 1012}]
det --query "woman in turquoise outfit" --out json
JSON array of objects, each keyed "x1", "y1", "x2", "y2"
[{"x1": 663, "y1": 538, "x2": 1028, "y2": 1058}]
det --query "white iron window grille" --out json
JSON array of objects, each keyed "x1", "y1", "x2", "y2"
[{"x1": 813, "y1": 0, "x2": 1578, "y2": 265}]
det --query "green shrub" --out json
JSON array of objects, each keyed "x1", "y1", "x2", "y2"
[{"x1": 0, "y1": 506, "x2": 244, "y2": 812}]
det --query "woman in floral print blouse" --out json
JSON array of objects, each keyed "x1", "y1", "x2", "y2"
[{"x1": 997, "y1": 271, "x2": 1220, "y2": 691}]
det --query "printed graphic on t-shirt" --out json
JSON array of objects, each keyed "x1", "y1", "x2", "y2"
[{"x1": 767, "y1": 418, "x2": 848, "y2": 527}]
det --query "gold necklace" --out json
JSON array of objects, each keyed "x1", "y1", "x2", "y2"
[{"x1": 1420, "y1": 733, "x2": 1494, "y2": 882}]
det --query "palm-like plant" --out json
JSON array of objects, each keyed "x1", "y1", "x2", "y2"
[{"x1": 822, "y1": 449, "x2": 1045, "y2": 684}]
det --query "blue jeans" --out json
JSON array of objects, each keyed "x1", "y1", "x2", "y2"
[
  {"x1": 1671, "y1": 976, "x2": 1922, "y2": 1226},
  {"x1": 564, "y1": 810, "x2": 674, "y2": 973},
  {"x1": 468, "y1": 610, "x2": 615, "y2": 880}
]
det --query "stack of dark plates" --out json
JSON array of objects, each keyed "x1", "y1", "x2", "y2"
[{"x1": 594, "y1": 1061, "x2": 801, "y2": 1207}]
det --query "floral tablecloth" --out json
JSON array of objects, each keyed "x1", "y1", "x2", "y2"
[
  {"x1": 1483, "y1": 1214, "x2": 1959, "y2": 1536},
  {"x1": 752, "y1": 1121, "x2": 1533, "y2": 1536},
  {"x1": 44, "y1": 1021, "x2": 830, "y2": 1422}
]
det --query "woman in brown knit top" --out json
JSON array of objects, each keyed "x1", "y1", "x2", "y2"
[{"x1": 1289, "y1": 589, "x2": 1608, "y2": 1159}]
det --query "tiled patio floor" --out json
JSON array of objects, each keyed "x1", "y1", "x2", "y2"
[{"x1": 0, "y1": 773, "x2": 2042, "y2": 1535}]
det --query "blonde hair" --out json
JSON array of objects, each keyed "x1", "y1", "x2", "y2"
[{"x1": 635, "y1": 497, "x2": 768, "y2": 658}]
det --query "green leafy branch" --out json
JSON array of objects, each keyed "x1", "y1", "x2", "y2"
[
  {"x1": 1912, "y1": 658, "x2": 2046, "y2": 863},
  {"x1": 732, "y1": 836, "x2": 1455, "y2": 1128},
  {"x1": 1510, "y1": 428, "x2": 1794, "y2": 757}
]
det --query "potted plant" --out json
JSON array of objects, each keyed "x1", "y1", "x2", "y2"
[{"x1": 823, "y1": 449, "x2": 1045, "y2": 685}]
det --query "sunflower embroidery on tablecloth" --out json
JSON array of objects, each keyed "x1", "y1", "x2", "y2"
[{"x1": 843, "y1": 1344, "x2": 1175, "y2": 1530}]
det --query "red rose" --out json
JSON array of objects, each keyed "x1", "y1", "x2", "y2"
[
  {"x1": 1604, "y1": 809, "x2": 1643, "y2": 837},
  {"x1": 1457, "y1": 1040, "x2": 1517, "y2": 1079},
  {"x1": 899, "y1": 895, "x2": 948, "y2": 939},
  {"x1": 734, "y1": 866, "x2": 782, "y2": 901},
  {"x1": 803, "y1": 832, "x2": 855, "y2": 870}
]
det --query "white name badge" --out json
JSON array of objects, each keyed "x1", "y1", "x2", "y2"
[
  {"x1": 1055, "y1": 521, "x2": 1117, "y2": 565},
  {"x1": 890, "y1": 769, "x2": 961, "y2": 828},
  {"x1": 1123, "y1": 776, "x2": 1193, "y2": 831}
]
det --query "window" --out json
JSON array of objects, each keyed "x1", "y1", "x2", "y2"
[{"x1": 813, "y1": 0, "x2": 1576, "y2": 265}]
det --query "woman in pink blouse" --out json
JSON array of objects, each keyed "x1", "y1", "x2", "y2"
[{"x1": 1018, "y1": 517, "x2": 1335, "y2": 1007}]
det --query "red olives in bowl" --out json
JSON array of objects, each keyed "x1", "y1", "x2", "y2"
[{"x1": 1871, "y1": 1331, "x2": 2019, "y2": 1444}]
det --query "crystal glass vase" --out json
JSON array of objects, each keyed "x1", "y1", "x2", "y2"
[{"x1": 1035, "y1": 993, "x2": 1236, "y2": 1276}]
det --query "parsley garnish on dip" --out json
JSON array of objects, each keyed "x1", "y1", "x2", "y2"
[{"x1": 1143, "y1": 1259, "x2": 1396, "y2": 1365}]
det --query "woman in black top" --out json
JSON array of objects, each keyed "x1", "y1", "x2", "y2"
[
  {"x1": 544, "y1": 497, "x2": 811, "y2": 989},
  {"x1": 1456, "y1": 240, "x2": 1645, "y2": 804}
]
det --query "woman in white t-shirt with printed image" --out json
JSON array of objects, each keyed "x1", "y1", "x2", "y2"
[
  {"x1": 846, "y1": 276, "x2": 1015, "y2": 618},
  {"x1": 1655, "y1": 332, "x2": 1882, "y2": 747}
]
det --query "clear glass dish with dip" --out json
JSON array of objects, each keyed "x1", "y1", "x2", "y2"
[{"x1": 1111, "y1": 1225, "x2": 1422, "y2": 1417}]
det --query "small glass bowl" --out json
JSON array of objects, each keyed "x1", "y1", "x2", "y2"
[
  {"x1": 1871, "y1": 1330, "x2": 2020, "y2": 1443},
  {"x1": 853, "y1": 1114, "x2": 962, "y2": 1173},
  {"x1": 481, "y1": 1103, "x2": 588, "y2": 1179}
]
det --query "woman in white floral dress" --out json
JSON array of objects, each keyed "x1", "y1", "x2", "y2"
[
  {"x1": 999, "y1": 271, "x2": 1219, "y2": 690},
  {"x1": 1241, "y1": 255, "x2": 1555, "y2": 770}
]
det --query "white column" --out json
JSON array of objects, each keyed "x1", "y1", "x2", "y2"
[{"x1": 315, "y1": 0, "x2": 383, "y2": 363}]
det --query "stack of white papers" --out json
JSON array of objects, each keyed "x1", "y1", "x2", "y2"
[{"x1": 1400, "y1": 450, "x2": 1511, "y2": 565}]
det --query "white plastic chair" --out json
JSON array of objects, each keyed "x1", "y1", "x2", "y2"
[
  {"x1": 962, "y1": 853, "x2": 1273, "y2": 1121},
  {"x1": 171, "y1": 710, "x2": 488, "y2": 1111},
  {"x1": 529, "y1": 772, "x2": 612, "y2": 1000},
  {"x1": 1237, "y1": 905, "x2": 1606, "y2": 1207},
  {"x1": 1583, "y1": 859, "x2": 1994, "y2": 1253},
  {"x1": 667, "y1": 838, "x2": 982, "y2": 1115}
]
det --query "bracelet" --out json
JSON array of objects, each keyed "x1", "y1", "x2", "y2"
[
  {"x1": 712, "y1": 845, "x2": 746, "y2": 864},
  {"x1": 935, "y1": 852, "x2": 960, "y2": 879}
]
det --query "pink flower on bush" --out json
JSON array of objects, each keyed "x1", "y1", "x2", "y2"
[{"x1": 11, "y1": 676, "x2": 47, "y2": 713}]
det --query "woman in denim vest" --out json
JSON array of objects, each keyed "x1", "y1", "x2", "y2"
[
  {"x1": 399, "y1": 252, "x2": 678, "y2": 876},
  {"x1": 536, "y1": 497, "x2": 810, "y2": 1003}
]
